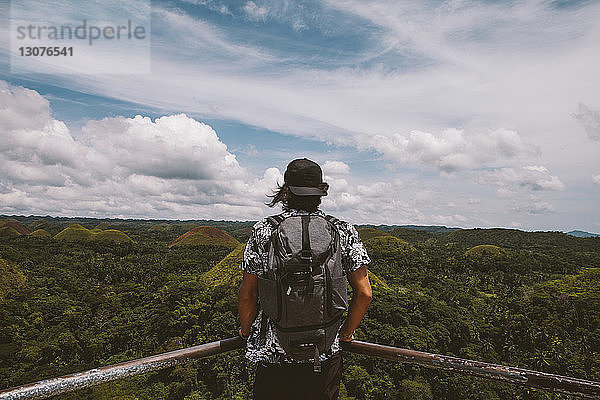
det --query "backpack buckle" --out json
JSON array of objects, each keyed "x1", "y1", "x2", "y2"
[
  {"x1": 313, "y1": 345, "x2": 321, "y2": 373},
  {"x1": 300, "y1": 250, "x2": 312, "y2": 263}
]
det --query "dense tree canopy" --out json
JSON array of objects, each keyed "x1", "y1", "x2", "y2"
[{"x1": 0, "y1": 216, "x2": 598, "y2": 399}]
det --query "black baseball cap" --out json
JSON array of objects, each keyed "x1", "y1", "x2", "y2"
[{"x1": 284, "y1": 158, "x2": 329, "y2": 196}]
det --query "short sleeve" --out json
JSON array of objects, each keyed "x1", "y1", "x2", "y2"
[
  {"x1": 240, "y1": 223, "x2": 262, "y2": 275},
  {"x1": 339, "y1": 222, "x2": 371, "y2": 275},
  {"x1": 240, "y1": 220, "x2": 272, "y2": 275}
]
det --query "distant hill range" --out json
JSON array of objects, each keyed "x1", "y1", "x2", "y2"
[
  {"x1": 2, "y1": 214, "x2": 599, "y2": 246},
  {"x1": 397, "y1": 225, "x2": 460, "y2": 234},
  {"x1": 357, "y1": 224, "x2": 459, "y2": 235},
  {"x1": 361, "y1": 224, "x2": 600, "y2": 238},
  {"x1": 566, "y1": 230, "x2": 600, "y2": 238},
  {"x1": 0, "y1": 215, "x2": 255, "y2": 241}
]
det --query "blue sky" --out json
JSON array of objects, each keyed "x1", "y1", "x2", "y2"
[{"x1": 0, "y1": 0, "x2": 599, "y2": 231}]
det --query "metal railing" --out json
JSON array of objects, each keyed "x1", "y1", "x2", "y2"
[
  {"x1": 341, "y1": 341, "x2": 600, "y2": 399},
  {"x1": 0, "y1": 337, "x2": 244, "y2": 400},
  {"x1": 1, "y1": 337, "x2": 599, "y2": 399}
]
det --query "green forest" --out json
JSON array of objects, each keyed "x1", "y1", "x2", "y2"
[{"x1": 0, "y1": 216, "x2": 599, "y2": 399}]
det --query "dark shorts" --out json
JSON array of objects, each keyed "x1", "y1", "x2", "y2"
[{"x1": 253, "y1": 353, "x2": 342, "y2": 400}]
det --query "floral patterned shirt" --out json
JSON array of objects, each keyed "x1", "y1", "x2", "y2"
[{"x1": 240, "y1": 208, "x2": 371, "y2": 363}]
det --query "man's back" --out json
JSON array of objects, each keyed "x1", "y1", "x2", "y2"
[
  {"x1": 241, "y1": 208, "x2": 370, "y2": 364},
  {"x1": 237, "y1": 158, "x2": 372, "y2": 400}
]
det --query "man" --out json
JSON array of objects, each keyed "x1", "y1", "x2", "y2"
[{"x1": 238, "y1": 158, "x2": 372, "y2": 400}]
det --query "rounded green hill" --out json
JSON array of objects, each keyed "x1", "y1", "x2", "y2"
[
  {"x1": 365, "y1": 235, "x2": 414, "y2": 257},
  {"x1": 54, "y1": 224, "x2": 133, "y2": 243},
  {"x1": 391, "y1": 227, "x2": 437, "y2": 243},
  {"x1": 149, "y1": 223, "x2": 173, "y2": 232},
  {"x1": 0, "y1": 220, "x2": 31, "y2": 236},
  {"x1": 54, "y1": 224, "x2": 94, "y2": 241},
  {"x1": 464, "y1": 244, "x2": 507, "y2": 258},
  {"x1": 231, "y1": 226, "x2": 253, "y2": 243},
  {"x1": 28, "y1": 219, "x2": 53, "y2": 232},
  {"x1": 202, "y1": 244, "x2": 246, "y2": 287},
  {"x1": 94, "y1": 222, "x2": 112, "y2": 230},
  {"x1": 89, "y1": 229, "x2": 133, "y2": 244},
  {"x1": 30, "y1": 229, "x2": 51, "y2": 238},
  {"x1": 169, "y1": 226, "x2": 240, "y2": 248},
  {"x1": 358, "y1": 227, "x2": 391, "y2": 241},
  {"x1": 0, "y1": 226, "x2": 21, "y2": 238},
  {"x1": 367, "y1": 270, "x2": 390, "y2": 292}
]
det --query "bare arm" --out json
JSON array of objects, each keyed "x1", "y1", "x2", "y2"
[
  {"x1": 238, "y1": 271, "x2": 258, "y2": 337},
  {"x1": 339, "y1": 265, "x2": 372, "y2": 341}
]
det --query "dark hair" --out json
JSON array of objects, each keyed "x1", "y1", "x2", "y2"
[{"x1": 266, "y1": 183, "x2": 322, "y2": 212}]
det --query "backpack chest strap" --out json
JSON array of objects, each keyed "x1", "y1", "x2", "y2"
[{"x1": 300, "y1": 215, "x2": 312, "y2": 263}]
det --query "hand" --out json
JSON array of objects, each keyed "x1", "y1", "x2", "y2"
[
  {"x1": 238, "y1": 327, "x2": 250, "y2": 340},
  {"x1": 339, "y1": 330, "x2": 354, "y2": 342}
]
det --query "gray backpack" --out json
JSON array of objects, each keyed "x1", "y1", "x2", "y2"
[{"x1": 258, "y1": 213, "x2": 348, "y2": 372}]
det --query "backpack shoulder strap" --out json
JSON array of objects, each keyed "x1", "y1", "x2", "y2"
[
  {"x1": 264, "y1": 214, "x2": 285, "y2": 255},
  {"x1": 324, "y1": 215, "x2": 339, "y2": 225},
  {"x1": 265, "y1": 214, "x2": 285, "y2": 228},
  {"x1": 323, "y1": 215, "x2": 341, "y2": 253}
]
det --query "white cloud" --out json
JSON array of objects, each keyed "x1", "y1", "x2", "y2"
[
  {"x1": 322, "y1": 160, "x2": 350, "y2": 175},
  {"x1": 292, "y1": 19, "x2": 306, "y2": 32},
  {"x1": 593, "y1": 174, "x2": 600, "y2": 185},
  {"x1": 241, "y1": 144, "x2": 259, "y2": 156},
  {"x1": 572, "y1": 103, "x2": 600, "y2": 142},
  {"x1": 182, "y1": 0, "x2": 233, "y2": 15},
  {"x1": 152, "y1": 7, "x2": 277, "y2": 63},
  {"x1": 244, "y1": 1, "x2": 268, "y2": 21},
  {"x1": 323, "y1": 0, "x2": 600, "y2": 69},
  {"x1": 321, "y1": 178, "x2": 414, "y2": 224},
  {"x1": 370, "y1": 128, "x2": 538, "y2": 173},
  {"x1": 514, "y1": 201, "x2": 555, "y2": 215},
  {"x1": 0, "y1": 81, "x2": 93, "y2": 186},
  {"x1": 82, "y1": 114, "x2": 243, "y2": 181},
  {"x1": 324, "y1": 177, "x2": 349, "y2": 193},
  {"x1": 495, "y1": 188, "x2": 515, "y2": 198},
  {"x1": 247, "y1": 167, "x2": 284, "y2": 200},
  {"x1": 429, "y1": 214, "x2": 467, "y2": 226},
  {"x1": 0, "y1": 81, "x2": 280, "y2": 220},
  {"x1": 355, "y1": 181, "x2": 393, "y2": 197},
  {"x1": 478, "y1": 166, "x2": 565, "y2": 192}
]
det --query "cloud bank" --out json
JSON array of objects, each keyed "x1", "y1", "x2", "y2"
[
  {"x1": 370, "y1": 128, "x2": 539, "y2": 173},
  {"x1": 0, "y1": 80, "x2": 591, "y2": 229},
  {"x1": 0, "y1": 81, "x2": 279, "y2": 219},
  {"x1": 477, "y1": 166, "x2": 565, "y2": 192},
  {"x1": 2, "y1": 0, "x2": 599, "y2": 230}
]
